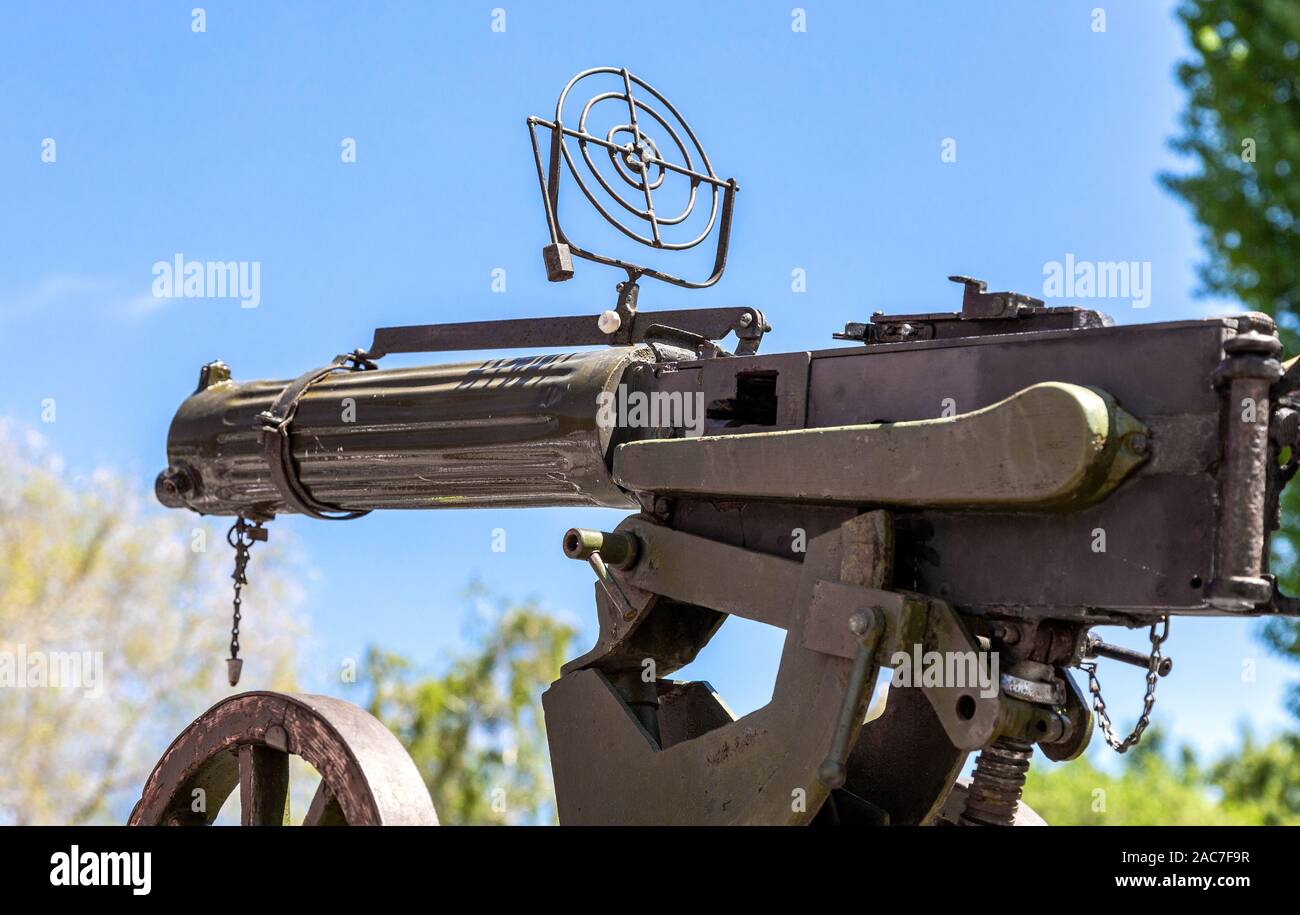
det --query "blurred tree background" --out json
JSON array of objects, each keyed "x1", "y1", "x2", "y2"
[
  {"x1": 1027, "y1": 0, "x2": 1300, "y2": 823},
  {"x1": 0, "y1": 426, "x2": 573, "y2": 825},
  {"x1": 1025, "y1": 726, "x2": 1300, "y2": 825},
  {"x1": 1160, "y1": 1, "x2": 1300, "y2": 693},
  {"x1": 4, "y1": 0, "x2": 1299, "y2": 828},
  {"x1": 0, "y1": 425, "x2": 303, "y2": 825},
  {"x1": 358, "y1": 592, "x2": 575, "y2": 825}
]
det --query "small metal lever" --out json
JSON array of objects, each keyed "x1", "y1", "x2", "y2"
[
  {"x1": 1084, "y1": 633, "x2": 1173, "y2": 677},
  {"x1": 366, "y1": 305, "x2": 769, "y2": 358},
  {"x1": 818, "y1": 608, "x2": 885, "y2": 790},
  {"x1": 563, "y1": 528, "x2": 641, "y2": 621}
]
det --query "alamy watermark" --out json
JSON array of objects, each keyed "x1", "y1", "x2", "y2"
[
  {"x1": 50, "y1": 846, "x2": 151, "y2": 895},
  {"x1": 889, "y1": 644, "x2": 1000, "y2": 698},
  {"x1": 151, "y1": 253, "x2": 261, "y2": 308},
  {"x1": 0, "y1": 645, "x2": 103, "y2": 698},
  {"x1": 596, "y1": 384, "x2": 706, "y2": 437},
  {"x1": 1042, "y1": 253, "x2": 1151, "y2": 309}
]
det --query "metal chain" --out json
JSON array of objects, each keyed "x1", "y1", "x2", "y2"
[
  {"x1": 1082, "y1": 616, "x2": 1169, "y2": 753},
  {"x1": 225, "y1": 516, "x2": 266, "y2": 686}
]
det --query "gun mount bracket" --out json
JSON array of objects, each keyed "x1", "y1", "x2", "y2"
[{"x1": 543, "y1": 512, "x2": 1016, "y2": 824}]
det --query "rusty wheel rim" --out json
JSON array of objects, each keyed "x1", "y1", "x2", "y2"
[{"x1": 128, "y1": 691, "x2": 438, "y2": 826}]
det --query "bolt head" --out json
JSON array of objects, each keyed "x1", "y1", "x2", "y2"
[{"x1": 598, "y1": 310, "x2": 622, "y2": 334}]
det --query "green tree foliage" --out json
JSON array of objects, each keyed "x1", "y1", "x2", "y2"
[
  {"x1": 1207, "y1": 729, "x2": 1300, "y2": 824},
  {"x1": 1024, "y1": 731, "x2": 1247, "y2": 825},
  {"x1": 0, "y1": 423, "x2": 575, "y2": 826},
  {"x1": 0, "y1": 426, "x2": 303, "y2": 825},
  {"x1": 1161, "y1": 1, "x2": 1300, "y2": 670},
  {"x1": 1162, "y1": 1, "x2": 1300, "y2": 326},
  {"x1": 1025, "y1": 726, "x2": 1300, "y2": 825},
  {"x1": 360, "y1": 592, "x2": 576, "y2": 825},
  {"x1": 1031, "y1": 4, "x2": 1300, "y2": 825}
]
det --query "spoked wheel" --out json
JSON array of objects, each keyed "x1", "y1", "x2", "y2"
[{"x1": 128, "y1": 691, "x2": 438, "y2": 826}]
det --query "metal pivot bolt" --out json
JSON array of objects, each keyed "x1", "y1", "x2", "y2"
[
  {"x1": 1083, "y1": 632, "x2": 1172, "y2": 677},
  {"x1": 597, "y1": 310, "x2": 622, "y2": 334},
  {"x1": 563, "y1": 528, "x2": 641, "y2": 621},
  {"x1": 563, "y1": 528, "x2": 639, "y2": 568}
]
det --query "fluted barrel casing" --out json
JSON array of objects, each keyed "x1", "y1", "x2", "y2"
[{"x1": 157, "y1": 347, "x2": 653, "y2": 516}]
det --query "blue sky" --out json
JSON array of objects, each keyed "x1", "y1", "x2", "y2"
[{"x1": 2, "y1": 0, "x2": 1296, "y2": 765}]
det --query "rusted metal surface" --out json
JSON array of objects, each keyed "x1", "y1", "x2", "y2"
[
  {"x1": 1207, "y1": 328, "x2": 1283, "y2": 609},
  {"x1": 960, "y1": 737, "x2": 1035, "y2": 827},
  {"x1": 128, "y1": 692, "x2": 437, "y2": 826},
  {"x1": 939, "y1": 777, "x2": 1046, "y2": 827}
]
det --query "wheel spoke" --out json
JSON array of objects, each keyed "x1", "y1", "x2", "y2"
[
  {"x1": 238, "y1": 744, "x2": 290, "y2": 825},
  {"x1": 303, "y1": 779, "x2": 347, "y2": 826}
]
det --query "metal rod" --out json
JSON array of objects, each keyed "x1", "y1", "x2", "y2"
[
  {"x1": 1086, "y1": 637, "x2": 1173, "y2": 677},
  {"x1": 818, "y1": 608, "x2": 884, "y2": 789}
]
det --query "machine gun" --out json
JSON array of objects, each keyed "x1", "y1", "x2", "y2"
[{"x1": 135, "y1": 68, "x2": 1300, "y2": 827}]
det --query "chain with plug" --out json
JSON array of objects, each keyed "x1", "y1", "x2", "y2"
[
  {"x1": 1077, "y1": 617, "x2": 1171, "y2": 753},
  {"x1": 225, "y1": 515, "x2": 269, "y2": 687}
]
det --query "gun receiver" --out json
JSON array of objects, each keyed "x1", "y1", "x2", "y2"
[
  {"x1": 141, "y1": 67, "x2": 1300, "y2": 828},
  {"x1": 158, "y1": 284, "x2": 1295, "y2": 622},
  {"x1": 154, "y1": 274, "x2": 1300, "y2": 826}
]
